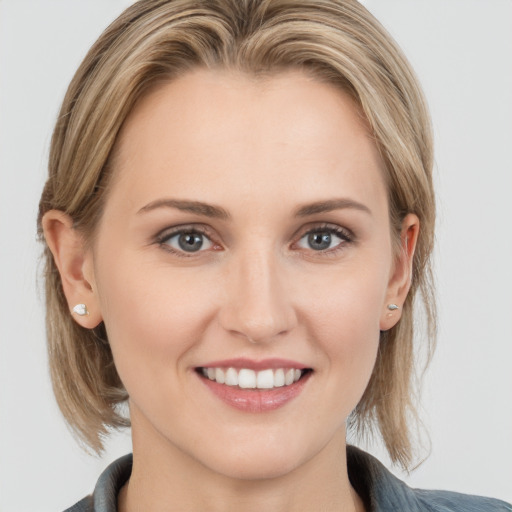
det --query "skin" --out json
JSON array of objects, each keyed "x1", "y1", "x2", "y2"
[{"x1": 44, "y1": 69, "x2": 418, "y2": 512}]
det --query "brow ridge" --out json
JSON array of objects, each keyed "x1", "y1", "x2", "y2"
[
  {"x1": 138, "y1": 198, "x2": 230, "y2": 220},
  {"x1": 138, "y1": 197, "x2": 370, "y2": 219},
  {"x1": 295, "y1": 198, "x2": 371, "y2": 217}
]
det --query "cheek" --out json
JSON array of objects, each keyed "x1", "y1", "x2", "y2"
[
  {"x1": 297, "y1": 259, "x2": 388, "y2": 399},
  {"x1": 93, "y1": 250, "x2": 217, "y2": 385},
  {"x1": 299, "y1": 256, "x2": 388, "y2": 338},
  {"x1": 315, "y1": 289, "x2": 381, "y2": 369}
]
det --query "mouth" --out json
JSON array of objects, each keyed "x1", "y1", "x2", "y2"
[
  {"x1": 195, "y1": 360, "x2": 313, "y2": 413},
  {"x1": 196, "y1": 366, "x2": 312, "y2": 390}
]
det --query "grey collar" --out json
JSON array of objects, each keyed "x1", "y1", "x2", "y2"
[
  {"x1": 76, "y1": 446, "x2": 510, "y2": 512},
  {"x1": 347, "y1": 445, "x2": 421, "y2": 511},
  {"x1": 85, "y1": 447, "x2": 421, "y2": 512}
]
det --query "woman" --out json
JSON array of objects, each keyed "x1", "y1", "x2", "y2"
[{"x1": 35, "y1": 0, "x2": 511, "y2": 511}]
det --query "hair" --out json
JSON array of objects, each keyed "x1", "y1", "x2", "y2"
[{"x1": 37, "y1": 0, "x2": 435, "y2": 470}]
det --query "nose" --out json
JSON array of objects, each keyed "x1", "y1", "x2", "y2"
[{"x1": 218, "y1": 247, "x2": 297, "y2": 344}]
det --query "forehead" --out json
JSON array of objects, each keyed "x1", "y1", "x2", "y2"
[{"x1": 108, "y1": 68, "x2": 387, "y2": 216}]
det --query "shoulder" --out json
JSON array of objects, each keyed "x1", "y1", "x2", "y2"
[
  {"x1": 414, "y1": 488, "x2": 512, "y2": 512},
  {"x1": 347, "y1": 446, "x2": 512, "y2": 512},
  {"x1": 62, "y1": 454, "x2": 132, "y2": 512},
  {"x1": 63, "y1": 496, "x2": 93, "y2": 512}
]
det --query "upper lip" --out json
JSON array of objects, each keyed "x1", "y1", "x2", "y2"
[{"x1": 197, "y1": 358, "x2": 310, "y2": 371}]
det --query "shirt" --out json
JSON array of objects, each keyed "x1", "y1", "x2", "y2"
[{"x1": 64, "y1": 446, "x2": 512, "y2": 511}]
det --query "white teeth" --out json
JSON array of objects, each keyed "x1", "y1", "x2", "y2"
[
  {"x1": 215, "y1": 368, "x2": 225, "y2": 384},
  {"x1": 238, "y1": 369, "x2": 256, "y2": 389},
  {"x1": 274, "y1": 368, "x2": 285, "y2": 387},
  {"x1": 256, "y1": 369, "x2": 274, "y2": 389},
  {"x1": 201, "y1": 366, "x2": 307, "y2": 389},
  {"x1": 225, "y1": 367, "x2": 238, "y2": 386}
]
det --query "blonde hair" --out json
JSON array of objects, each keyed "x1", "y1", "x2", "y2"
[{"x1": 38, "y1": 0, "x2": 435, "y2": 469}]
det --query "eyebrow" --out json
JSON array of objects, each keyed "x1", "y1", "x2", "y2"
[
  {"x1": 138, "y1": 199, "x2": 230, "y2": 220},
  {"x1": 138, "y1": 197, "x2": 371, "y2": 220},
  {"x1": 294, "y1": 198, "x2": 372, "y2": 217}
]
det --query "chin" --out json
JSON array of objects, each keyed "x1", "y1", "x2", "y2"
[
  {"x1": 187, "y1": 427, "x2": 329, "y2": 482},
  {"x1": 202, "y1": 449, "x2": 305, "y2": 482}
]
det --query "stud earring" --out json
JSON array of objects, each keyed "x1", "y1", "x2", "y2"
[
  {"x1": 387, "y1": 304, "x2": 399, "y2": 311},
  {"x1": 72, "y1": 303, "x2": 89, "y2": 316}
]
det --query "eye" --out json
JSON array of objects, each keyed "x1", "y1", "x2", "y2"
[
  {"x1": 296, "y1": 226, "x2": 351, "y2": 252},
  {"x1": 161, "y1": 230, "x2": 213, "y2": 253}
]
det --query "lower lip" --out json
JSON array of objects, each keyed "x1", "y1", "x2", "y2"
[{"x1": 198, "y1": 372, "x2": 311, "y2": 413}]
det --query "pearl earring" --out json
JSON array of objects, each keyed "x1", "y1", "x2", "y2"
[
  {"x1": 387, "y1": 304, "x2": 399, "y2": 311},
  {"x1": 72, "y1": 303, "x2": 89, "y2": 316}
]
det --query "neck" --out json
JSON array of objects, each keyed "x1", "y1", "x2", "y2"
[{"x1": 119, "y1": 417, "x2": 364, "y2": 512}]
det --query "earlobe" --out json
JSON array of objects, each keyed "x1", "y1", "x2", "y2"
[
  {"x1": 42, "y1": 210, "x2": 103, "y2": 328},
  {"x1": 380, "y1": 213, "x2": 420, "y2": 331}
]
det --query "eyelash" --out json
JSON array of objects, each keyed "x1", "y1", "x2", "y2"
[
  {"x1": 294, "y1": 223, "x2": 354, "y2": 256},
  {"x1": 155, "y1": 223, "x2": 354, "y2": 258},
  {"x1": 155, "y1": 225, "x2": 218, "y2": 258}
]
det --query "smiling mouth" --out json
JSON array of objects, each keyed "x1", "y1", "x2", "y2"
[{"x1": 196, "y1": 367, "x2": 313, "y2": 390}]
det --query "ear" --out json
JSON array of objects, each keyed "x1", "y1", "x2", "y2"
[
  {"x1": 380, "y1": 213, "x2": 419, "y2": 331},
  {"x1": 42, "y1": 210, "x2": 103, "y2": 328}
]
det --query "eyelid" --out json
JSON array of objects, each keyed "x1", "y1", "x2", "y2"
[
  {"x1": 155, "y1": 224, "x2": 221, "y2": 256},
  {"x1": 295, "y1": 222, "x2": 354, "y2": 240},
  {"x1": 153, "y1": 222, "x2": 354, "y2": 256},
  {"x1": 292, "y1": 223, "x2": 355, "y2": 252},
  {"x1": 155, "y1": 223, "x2": 212, "y2": 241}
]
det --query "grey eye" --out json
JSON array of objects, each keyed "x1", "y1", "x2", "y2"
[
  {"x1": 297, "y1": 229, "x2": 347, "y2": 251},
  {"x1": 307, "y1": 232, "x2": 332, "y2": 251},
  {"x1": 165, "y1": 232, "x2": 213, "y2": 253}
]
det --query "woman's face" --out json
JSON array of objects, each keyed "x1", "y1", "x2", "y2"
[{"x1": 87, "y1": 69, "x2": 407, "y2": 479}]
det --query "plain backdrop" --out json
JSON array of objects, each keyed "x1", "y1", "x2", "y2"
[{"x1": 1, "y1": 1, "x2": 511, "y2": 510}]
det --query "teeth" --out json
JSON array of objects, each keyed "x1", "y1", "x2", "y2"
[
  {"x1": 239, "y1": 369, "x2": 256, "y2": 388},
  {"x1": 225, "y1": 367, "x2": 238, "y2": 386},
  {"x1": 256, "y1": 369, "x2": 274, "y2": 389},
  {"x1": 201, "y1": 367, "x2": 307, "y2": 389},
  {"x1": 274, "y1": 368, "x2": 285, "y2": 387},
  {"x1": 215, "y1": 368, "x2": 225, "y2": 384}
]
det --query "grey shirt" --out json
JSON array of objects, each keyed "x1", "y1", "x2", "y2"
[{"x1": 64, "y1": 446, "x2": 512, "y2": 512}]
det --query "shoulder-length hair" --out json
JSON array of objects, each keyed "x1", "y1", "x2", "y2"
[{"x1": 38, "y1": 0, "x2": 435, "y2": 470}]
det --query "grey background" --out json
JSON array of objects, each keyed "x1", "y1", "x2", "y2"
[{"x1": 1, "y1": 1, "x2": 511, "y2": 510}]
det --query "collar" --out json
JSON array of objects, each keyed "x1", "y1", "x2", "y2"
[
  {"x1": 347, "y1": 445, "x2": 422, "y2": 511},
  {"x1": 87, "y1": 447, "x2": 421, "y2": 512},
  {"x1": 69, "y1": 446, "x2": 511, "y2": 512}
]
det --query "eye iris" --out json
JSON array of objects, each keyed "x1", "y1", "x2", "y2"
[
  {"x1": 178, "y1": 233, "x2": 203, "y2": 252},
  {"x1": 308, "y1": 232, "x2": 331, "y2": 250}
]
